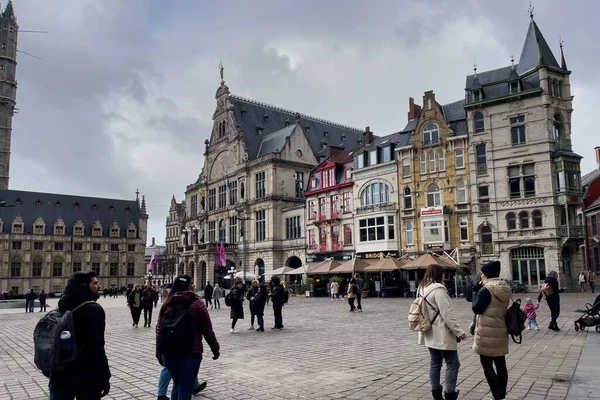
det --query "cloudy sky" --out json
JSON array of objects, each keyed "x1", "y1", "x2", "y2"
[{"x1": 9, "y1": 0, "x2": 599, "y2": 245}]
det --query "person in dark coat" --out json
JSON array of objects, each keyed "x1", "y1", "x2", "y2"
[
  {"x1": 270, "y1": 276, "x2": 285, "y2": 330},
  {"x1": 39, "y1": 290, "x2": 47, "y2": 312},
  {"x1": 204, "y1": 281, "x2": 214, "y2": 310},
  {"x1": 127, "y1": 284, "x2": 144, "y2": 327},
  {"x1": 141, "y1": 283, "x2": 155, "y2": 328},
  {"x1": 49, "y1": 271, "x2": 111, "y2": 399},
  {"x1": 466, "y1": 273, "x2": 482, "y2": 335},
  {"x1": 246, "y1": 280, "x2": 258, "y2": 330},
  {"x1": 253, "y1": 284, "x2": 268, "y2": 332},
  {"x1": 537, "y1": 271, "x2": 564, "y2": 331},
  {"x1": 229, "y1": 279, "x2": 244, "y2": 333},
  {"x1": 26, "y1": 289, "x2": 37, "y2": 312}
]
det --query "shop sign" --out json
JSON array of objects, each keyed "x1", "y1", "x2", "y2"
[
  {"x1": 356, "y1": 251, "x2": 399, "y2": 259},
  {"x1": 421, "y1": 206, "x2": 443, "y2": 216}
]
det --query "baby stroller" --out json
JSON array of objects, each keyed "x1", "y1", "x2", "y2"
[{"x1": 574, "y1": 295, "x2": 600, "y2": 333}]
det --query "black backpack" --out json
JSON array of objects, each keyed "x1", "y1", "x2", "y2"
[
  {"x1": 505, "y1": 298, "x2": 527, "y2": 344},
  {"x1": 224, "y1": 291, "x2": 233, "y2": 307},
  {"x1": 282, "y1": 287, "x2": 289, "y2": 304},
  {"x1": 157, "y1": 300, "x2": 195, "y2": 355},
  {"x1": 352, "y1": 284, "x2": 358, "y2": 295},
  {"x1": 33, "y1": 301, "x2": 95, "y2": 377}
]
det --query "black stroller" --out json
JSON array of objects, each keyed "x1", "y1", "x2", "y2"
[{"x1": 574, "y1": 295, "x2": 600, "y2": 332}]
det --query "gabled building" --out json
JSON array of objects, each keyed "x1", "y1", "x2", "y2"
[
  {"x1": 165, "y1": 195, "x2": 185, "y2": 256},
  {"x1": 465, "y1": 16, "x2": 582, "y2": 289},
  {"x1": 582, "y1": 147, "x2": 600, "y2": 273},
  {"x1": 351, "y1": 131, "x2": 404, "y2": 259},
  {"x1": 396, "y1": 91, "x2": 474, "y2": 264},
  {"x1": 304, "y1": 132, "x2": 372, "y2": 264},
  {"x1": 173, "y1": 77, "x2": 364, "y2": 286}
]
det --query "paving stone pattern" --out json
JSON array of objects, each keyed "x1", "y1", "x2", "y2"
[{"x1": 0, "y1": 292, "x2": 597, "y2": 400}]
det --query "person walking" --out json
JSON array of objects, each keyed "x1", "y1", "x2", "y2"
[
  {"x1": 229, "y1": 279, "x2": 245, "y2": 333},
  {"x1": 347, "y1": 278, "x2": 357, "y2": 312},
  {"x1": 270, "y1": 276, "x2": 285, "y2": 330},
  {"x1": 39, "y1": 290, "x2": 47, "y2": 312},
  {"x1": 523, "y1": 297, "x2": 540, "y2": 331},
  {"x1": 142, "y1": 283, "x2": 156, "y2": 328},
  {"x1": 330, "y1": 280, "x2": 339, "y2": 300},
  {"x1": 204, "y1": 281, "x2": 214, "y2": 310},
  {"x1": 253, "y1": 283, "x2": 268, "y2": 332},
  {"x1": 127, "y1": 284, "x2": 144, "y2": 327},
  {"x1": 247, "y1": 280, "x2": 258, "y2": 330},
  {"x1": 417, "y1": 264, "x2": 465, "y2": 400},
  {"x1": 48, "y1": 271, "x2": 111, "y2": 399},
  {"x1": 354, "y1": 273, "x2": 364, "y2": 311},
  {"x1": 213, "y1": 284, "x2": 222, "y2": 309},
  {"x1": 472, "y1": 260, "x2": 511, "y2": 400},
  {"x1": 589, "y1": 271, "x2": 596, "y2": 294},
  {"x1": 26, "y1": 289, "x2": 37, "y2": 313},
  {"x1": 537, "y1": 271, "x2": 564, "y2": 331},
  {"x1": 156, "y1": 275, "x2": 219, "y2": 400},
  {"x1": 153, "y1": 288, "x2": 159, "y2": 308},
  {"x1": 579, "y1": 272, "x2": 587, "y2": 293}
]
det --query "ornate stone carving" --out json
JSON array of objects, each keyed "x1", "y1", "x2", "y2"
[{"x1": 498, "y1": 197, "x2": 549, "y2": 208}]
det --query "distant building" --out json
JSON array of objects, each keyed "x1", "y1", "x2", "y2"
[
  {"x1": 0, "y1": 190, "x2": 148, "y2": 295},
  {"x1": 145, "y1": 236, "x2": 166, "y2": 286},
  {"x1": 582, "y1": 147, "x2": 600, "y2": 273},
  {"x1": 0, "y1": 1, "x2": 17, "y2": 191}
]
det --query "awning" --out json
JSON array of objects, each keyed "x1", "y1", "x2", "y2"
[
  {"x1": 329, "y1": 258, "x2": 371, "y2": 274},
  {"x1": 363, "y1": 257, "x2": 405, "y2": 272},
  {"x1": 271, "y1": 266, "x2": 297, "y2": 275},
  {"x1": 286, "y1": 265, "x2": 309, "y2": 275},
  {"x1": 307, "y1": 260, "x2": 341, "y2": 274},
  {"x1": 401, "y1": 253, "x2": 458, "y2": 271}
]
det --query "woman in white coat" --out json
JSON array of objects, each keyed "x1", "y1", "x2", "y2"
[{"x1": 417, "y1": 264, "x2": 466, "y2": 400}]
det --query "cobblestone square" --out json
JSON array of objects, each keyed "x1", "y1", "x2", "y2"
[{"x1": 0, "y1": 292, "x2": 597, "y2": 400}]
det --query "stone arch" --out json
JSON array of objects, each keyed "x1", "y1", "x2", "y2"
[
  {"x1": 255, "y1": 258, "x2": 265, "y2": 284},
  {"x1": 199, "y1": 260, "x2": 208, "y2": 288},
  {"x1": 179, "y1": 262, "x2": 185, "y2": 276},
  {"x1": 188, "y1": 261, "x2": 195, "y2": 280},
  {"x1": 285, "y1": 256, "x2": 302, "y2": 269}
]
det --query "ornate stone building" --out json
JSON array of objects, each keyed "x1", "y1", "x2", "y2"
[
  {"x1": 395, "y1": 92, "x2": 474, "y2": 264},
  {"x1": 0, "y1": 2, "x2": 17, "y2": 190},
  {"x1": 173, "y1": 78, "x2": 364, "y2": 287},
  {"x1": 466, "y1": 16, "x2": 582, "y2": 289},
  {"x1": 0, "y1": 190, "x2": 148, "y2": 295}
]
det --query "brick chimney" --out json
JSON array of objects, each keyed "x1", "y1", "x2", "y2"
[
  {"x1": 596, "y1": 146, "x2": 600, "y2": 169},
  {"x1": 408, "y1": 97, "x2": 422, "y2": 121},
  {"x1": 363, "y1": 126, "x2": 374, "y2": 144},
  {"x1": 327, "y1": 145, "x2": 344, "y2": 158},
  {"x1": 151, "y1": 237, "x2": 155, "y2": 247}
]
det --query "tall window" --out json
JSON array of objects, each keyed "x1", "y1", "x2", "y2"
[
  {"x1": 406, "y1": 221, "x2": 414, "y2": 245},
  {"x1": 191, "y1": 195, "x2": 198, "y2": 216},
  {"x1": 229, "y1": 181, "x2": 237, "y2": 205},
  {"x1": 53, "y1": 262, "x2": 63, "y2": 277},
  {"x1": 478, "y1": 185, "x2": 490, "y2": 212},
  {"x1": 295, "y1": 172, "x2": 304, "y2": 197},
  {"x1": 519, "y1": 212, "x2": 529, "y2": 229},
  {"x1": 369, "y1": 150, "x2": 377, "y2": 166},
  {"x1": 309, "y1": 230, "x2": 316, "y2": 248},
  {"x1": 509, "y1": 164, "x2": 536, "y2": 198},
  {"x1": 208, "y1": 221, "x2": 216, "y2": 242},
  {"x1": 508, "y1": 166, "x2": 520, "y2": 198},
  {"x1": 256, "y1": 171, "x2": 266, "y2": 198},
  {"x1": 319, "y1": 198, "x2": 327, "y2": 218},
  {"x1": 523, "y1": 164, "x2": 536, "y2": 197},
  {"x1": 127, "y1": 263, "x2": 135, "y2": 277},
  {"x1": 331, "y1": 195, "x2": 339, "y2": 217},
  {"x1": 388, "y1": 216, "x2": 395, "y2": 240},
  {"x1": 73, "y1": 262, "x2": 82, "y2": 273},
  {"x1": 285, "y1": 216, "x2": 302, "y2": 240},
  {"x1": 359, "y1": 217, "x2": 388, "y2": 242},
  {"x1": 382, "y1": 146, "x2": 391, "y2": 162},
  {"x1": 218, "y1": 219, "x2": 226, "y2": 242},
  {"x1": 344, "y1": 224, "x2": 352, "y2": 245},
  {"x1": 428, "y1": 151, "x2": 436, "y2": 172},
  {"x1": 32, "y1": 260, "x2": 42, "y2": 277},
  {"x1": 506, "y1": 213, "x2": 517, "y2": 230},
  {"x1": 438, "y1": 150, "x2": 445, "y2": 171},
  {"x1": 474, "y1": 112, "x2": 485, "y2": 133},
  {"x1": 255, "y1": 210, "x2": 266, "y2": 241},
  {"x1": 459, "y1": 217, "x2": 469, "y2": 241},
  {"x1": 308, "y1": 200, "x2": 316, "y2": 220},
  {"x1": 476, "y1": 144, "x2": 487, "y2": 175},
  {"x1": 532, "y1": 210, "x2": 543, "y2": 228},
  {"x1": 402, "y1": 158, "x2": 410, "y2": 177},
  {"x1": 229, "y1": 217, "x2": 237, "y2": 244},
  {"x1": 218, "y1": 185, "x2": 227, "y2": 208},
  {"x1": 420, "y1": 153, "x2": 426, "y2": 174},
  {"x1": 456, "y1": 180, "x2": 467, "y2": 203},
  {"x1": 481, "y1": 226, "x2": 493, "y2": 254},
  {"x1": 208, "y1": 189, "x2": 216, "y2": 211},
  {"x1": 331, "y1": 225, "x2": 340, "y2": 245},
  {"x1": 592, "y1": 215, "x2": 598, "y2": 237},
  {"x1": 10, "y1": 261, "x2": 20, "y2": 277},
  {"x1": 109, "y1": 263, "x2": 118, "y2": 276},
  {"x1": 594, "y1": 248, "x2": 600, "y2": 271},
  {"x1": 342, "y1": 192, "x2": 352, "y2": 213},
  {"x1": 360, "y1": 182, "x2": 391, "y2": 206},
  {"x1": 427, "y1": 183, "x2": 441, "y2": 207},
  {"x1": 510, "y1": 116, "x2": 526, "y2": 145},
  {"x1": 404, "y1": 187, "x2": 413, "y2": 210},
  {"x1": 92, "y1": 262, "x2": 100, "y2": 275},
  {"x1": 423, "y1": 123, "x2": 440, "y2": 146},
  {"x1": 455, "y1": 148, "x2": 464, "y2": 169}
]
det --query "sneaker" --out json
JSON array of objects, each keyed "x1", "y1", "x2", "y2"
[
  {"x1": 534, "y1": 326, "x2": 539, "y2": 331},
  {"x1": 230, "y1": 328, "x2": 238, "y2": 333},
  {"x1": 248, "y1": 326, "x2": 255, "y2": 330},
  {"x1": 157, "y1": 396, "x2": 170, "y2": 400},
  {"x1": 193, "y1": 381, "x2": 207, "y2": 395},
  {"x1": 256, "y1": 327, "x2": 264, "y2": 332},
  {"x1": 527, "y1": 326, "x2": 531, "y2": 330}
]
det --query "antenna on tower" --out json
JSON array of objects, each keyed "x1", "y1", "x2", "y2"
[
  {"x1": 18, "y1": 30, "x2": 48, "y2": 33},
  {"x1": 17, "y1": 49, "x2": 41, "y2": 60}
]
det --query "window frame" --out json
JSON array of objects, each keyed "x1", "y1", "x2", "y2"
[
  {"x1": 382, "y1": 146, "x2": 391, "y2": 162},
  {"x1": 519, "y1": 212, "x2": 530, "y2": 229},
  {"x1": 454, "y1": 148, "x2": 464, "y2": 169},
  {"x1": 423, "y1": 123, "x2": 440, "y2": 146},
  {"x1": 506, "y1": 213, "x2": 517, "y2": 230},
  {"x1": 426, "y1": 183, "x2": 441, "y2": 207},
  {"x1": 255, "y1": 210, "x2": 266, "y2": 242},
  {"x1": 473, "y1": 112, "x2": 485, "y2": 133},
  {"x1": 510, "y1": 116, "x2": 526, "y2": 146},
  {"x1": 406, "y1": 221, "x2": 414, "y2": 245},
  {"x1": 428, "y1": 151, "x2": 436, "y2": 173},
  {"x1": 402, "y1": 158, "x2": 410, "y2": 177},
  {"x1": 255, "y1": 171, "x2": 266, "y2": 199},
  {"x1": 456, "y1": 180, "x2": 467, "y2": 204},
  {"x1": 459, "y1": 216, "x2": 469, "y2": 241},
  {"x1": 404, "y1": 187, "x2": 413, "y2": 210},
  {"x1": 420, "y1": 153, "x2": 427, "y2": 174},
  {"x1": 532, "y1": 210, "x2": 543, "y2": 228}
]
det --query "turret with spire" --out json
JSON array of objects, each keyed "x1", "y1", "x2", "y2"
[{"x1": 0, "y1": 0, "x2": 17, "y2": 190}]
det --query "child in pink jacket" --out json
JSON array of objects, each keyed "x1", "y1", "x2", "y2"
[{"x1": 524, "y1": 297, "x2": 540, "y2": 330}]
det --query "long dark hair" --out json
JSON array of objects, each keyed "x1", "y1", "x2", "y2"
[
  {"x1": 420, "y1": 264, "x2": 445, "y2": 287},
  {"x1": 159, "y1": 274, "x2": 192, "y2": 319}
]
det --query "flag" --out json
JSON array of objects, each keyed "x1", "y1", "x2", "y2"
[
  {"x1": 215, "y1": 242, "x2": 220, "y2": 267},
  {"x1": 219, "y1": 243, "x2": 226, "y2": 267},
  {"x1": 198, "y1": 187, "x2": 205, "y2": 198},
  {"x1": 148, "y1": 251, "x2": 158, "y2": 271}
]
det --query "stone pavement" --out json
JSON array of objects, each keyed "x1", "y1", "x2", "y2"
[{"x1": 0, "y1": 292, "x2": 597, "y2": 400}]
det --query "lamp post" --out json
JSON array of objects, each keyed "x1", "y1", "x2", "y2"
[
  {"x1": 227, "y1": 266, "x2": 237, "y2": 284},
  {"x1": 237, "y1": 216, "x2": 250, "y2": 283}
]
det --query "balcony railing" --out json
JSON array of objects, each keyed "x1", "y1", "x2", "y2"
[
  {"x1": 554, "y1": 138, "x2": 572, "y2": 152},
  {"x1": 332, "y1": 243, "x2": 340, "y2": 251},
  {"x1": 477, "y1": 163, "x2": 488, "y2": 176},
  {"x1": 313, "y1": 211, "x2": 342, "y2": 224},
  {"x1": 455, "y1": 203, "x2": 470, "y2": 212},
  {"x1": 319, "y1": 244, "x2": 327, "y2": 252},
  {"x1": 478, "y1": 203, "x2": 490, "y2": 214},
  {"x1": 481, "y1": 243, "x2": 494, "y2": 255},
  {"x1": 356, "y1": 202, "x2": 398, "y2": 215},
  {"x1": 558, "y1": 225, "x2": 585, "y2": 239}
]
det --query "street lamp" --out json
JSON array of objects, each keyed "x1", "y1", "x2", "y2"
[
  {"x1": 237, "y1": 216, "x2": 250, "y2": 282},
  {"x1": 227, "y1": 266, "x2": 237, "y2": 282}
]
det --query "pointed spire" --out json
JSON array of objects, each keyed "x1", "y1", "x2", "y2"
[
  {"x1": 559, "y1": 37, "x2": 568, "y2": 70},
  {"x1": 516, "y1": 18, "x2": 560, "y2": 74},
  {"x1": 136, "y1": 189, "x2": 140, "y2": 201},
  {"x1": 3, "y1": 1, "x2": 15, "y2": 20},
  {"x1": 141, "y1": 195, "x2": 147, "y2": 214}
]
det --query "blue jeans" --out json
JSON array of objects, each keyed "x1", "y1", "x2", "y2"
[
  {"x1": 591, "y1": 282, "x2": 595, "y2": 293},
  {"x1": 28, "y1": 300, "x2": 34, "y2": 312},
  {"x1": 428, "y1": 348, "x2": 460, "y2": 393},
  {"x1": 162, "y1": 353, "x2": 202, "y2": 400},
  {"x1": 157, "y1": 366, "x2": 200, "y2": 397},
  {"x1": 257, "y1": 314, "x2": 264, "y2": 330}
]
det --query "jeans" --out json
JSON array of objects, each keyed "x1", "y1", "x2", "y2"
[
  {"x1": 273, "y1": 304, "x2": 283, "y2": 328},
  {"x1": 49, "y1": 379, "x2": 101, "y2": 400},
  {"x1": 40, "y1": 302, "x2": 47, "y2": 312},
  {"x1": 162, "y1": 353, "x2": 202, "y2": 400},
  {"x1": 205, "y1": 297, "x2": 212, "y2": 308},
  {"x1": 480, "y1": 355, "x2": 508, "y2": 400},
  {"x1": 143, "y1": 305, "x2": 153, "y2": 326},
  {"x1": 250, "y1": 302, "x2": 255, "y2": 326},
  {"x1": 526, "y1": 318, "x2": 538, "y2": 328},
  {"x1": 591, "y1": 282, "x2": 596, "y2": 293},
  {"x1": 356, "y1": 292, "x2": 363, "y2": 310},
  {"x1": 28, "y1": 300, "x2": 34, "y2": 312},
  {"x1": 549, "y1": 303, "x2": 560, "y2": 328},
  {"x1": 131, "y1": 306, "x2": 142, "y2": 325},
  {"x1": 348, "y1": 297, "x2": 355, "y2": 311},
  {"x1": 214, "y1": 298, "x2": 220, "y2": 308},
  {"x1": 257, "y1": 314, "x2": 264, "y2": 330},
  {"x1": 428, "y1": 348, "x2": 460, "y2": 393},
  {"x1": 157, "y1": 366, "x2": 199, "y2": 397}
]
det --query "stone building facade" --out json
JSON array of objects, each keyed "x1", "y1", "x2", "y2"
[
  {"x1": 396, "y1": 92, "x2": 474, "y2": 263},
  {"x1": 172, "y1": 79, "x2": 364, "y2": 287},
  {"x1": 0, "y1": 190, "x2": 148, "y2": 295},
  {"x1": 0, "y1": 2, "x2": 17, "y2": 190},
  {"x1": 466, "y1": 17, "x2": 583, "y2": 289}
]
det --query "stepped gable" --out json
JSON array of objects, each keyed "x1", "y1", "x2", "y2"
[
  {"x1": 0, "y1": 189, "x2": 140, "y2": 237},
  {"x1": 229, "y1": 95, "x2": 363, "y2": 160},
  {"x1": 399, "y1": 100, "x2": 466, "y2": 136}
]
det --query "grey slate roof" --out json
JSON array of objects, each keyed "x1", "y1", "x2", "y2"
[
  {"x1": 517, "y1": 19, "x2": 560, "y2": 75},
  {"x1": 399, "y1": 100, "x2": 467, "y2": 136},
  {"x1": 583, "y1": 169, "x2": 600, "y2": 188},
  {"x1": 355, "y1": 132, "x2": 409, "y2": 156},
  {"x1": 0, "y1": 190, "x2": 140, "y2": 237},
  {"x1": 229, "y1": 95, "x2": 364, "y2": 160},
  {"x1": 256, "y1": 125, "x2": 296, "y2": 158}
]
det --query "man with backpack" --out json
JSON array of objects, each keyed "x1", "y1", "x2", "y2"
[
  {"x1": 42, "y1": 271, "x2": 111, "y2": 399},
  {"x1": 270, "y1": 276, "x2": 286, "y2": 330}
]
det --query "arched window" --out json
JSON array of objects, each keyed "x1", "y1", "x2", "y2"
[
  {"x1": 456, "y1": 180, "x2": 467, "y2": 203},
  {"x1": 427, "y1": 183, "x2": 441, "y2": 207},
  {"x1": 481, "y1": 226, "x2": 493, "y2": 254},
  {"x1": 438, "y1": 149, "x2": 445, "y2": 171},
  {"x1": 406, "y1": 221, "x2": 414, "y2": 245},
  {"x1": 428, "y1": 151, "x2": 436, "y2": 172},
  {"x1": 218, "y1": 219, "x2": 226, "y2": 242},
  {"x1": 553, "y1": 79, "x2": 559, "y2": 97},
  {"x1": 402, "y1": 158, "x2": 410, "y2": 177},
  {"x1": 519, "y1": 211, "x2": 529, "y2": 229},
  {"x1": 360, "y1": 181, "x2": 391, "y2": 207},
  {"x1": 506, "y1": 213, "x2": 516, "y2": 230},
  {"x1": 553, "y1": 113, "x2": 563, "y2": 139},
  {"x1": 404, "y1": 187, "x2": 412, "y2": 210},
  {"x1": 420, "y1": 153, "x2": 426, "y2": 174},
  {"x1": 423, "y1": 123, "x2": 440, "y2": 146},
  {"x1": 532, "y1": 210, "x2": 543, "y2": 228},
  {"x1": 473, "y1": 112, "x2": 485, "y2": 133},
  {"x1": 558, "y1": 80, "x2": 563, "y2": 98}
]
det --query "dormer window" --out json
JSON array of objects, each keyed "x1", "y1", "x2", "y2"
[
  {"x1": 128, "y1": 229, "x2": 136, "y2": 238},
  {"x1": 36, "y1": 199, "x2": 41, "y2": 207},
  {"x1": 510, "y1": 81, "x2": 520, "y2": 94},
  {"x1": 74, "y1": 202, "x2": 80, "y2": 209},
  {"x1": 369, "y1": 150, "x2": 377, "y2": 166},
  {"x1": 15, "y1": 198, "x2": 20, "y2": 205},
  {"x1": 34, "y1": 225, "x2": 44, "y2": 234},
  {"x1": 423, "y1": 123, "x2": 440, "y2": 146},
  {"x1": 473, "y1": 90, "x2": 481, "y2": 102},
  {"x1": 74, "y1": 226, "x2": 83, "y2": 236},
  {"x1": 110, "y1": 228, "x2": 119, "y2": 238},
  {"x1": 55, "y1": 201, "x2": 61, "y2": 208},
  {"x1": 12, "y1": 223, "x2": 23, "y2": 233},
  {"x1": 284, "y1": 119, "x2": 290, "y2": 127},
  {"x1": 92, "y1": 203, "x2": 97, "y2": 210},
  {"x1": 263, "y1": 114, "x2": 269, "y2": 122},
  {"x1": 93, "y1": 227, "x2": 101, "y2": 237},
  {"x1": 55, "y1": 226, "x2": 64, "y2": 235},
  {"x1": 357, "y1": 153, "x2": 365, "y2": 169},
  {"x1": 383, "y1": 146, "x2": 391, "y2": 162},
  {"x1": 109, "y1": 205, "x2": 114, "y2": 212},
  {"x1": 323, "y1": 130, "x2": 329, "y2": 137},
  {"x1": 125, "y1": 206, "x2": 131, "y2": 212}
]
